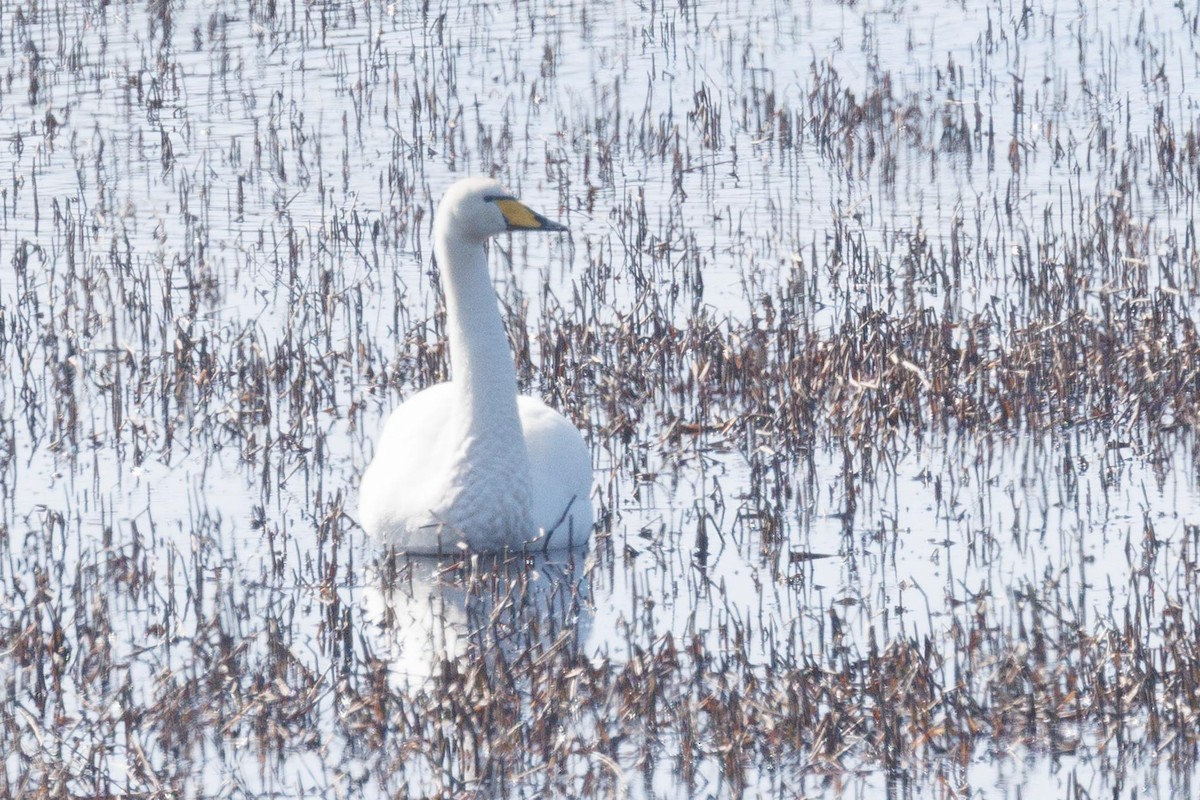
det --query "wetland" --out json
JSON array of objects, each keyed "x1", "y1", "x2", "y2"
[{"x1": 2, "y1": 0, "x2": 1200, "y2": 797}]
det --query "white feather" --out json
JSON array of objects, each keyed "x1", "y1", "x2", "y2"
[{"x1": 358, "y1": 177, "x2": 594, "y2": 553}]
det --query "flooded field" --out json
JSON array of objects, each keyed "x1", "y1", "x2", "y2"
[{"x1": 2, "y1": 0, "x2": 1200, "y2": 796}]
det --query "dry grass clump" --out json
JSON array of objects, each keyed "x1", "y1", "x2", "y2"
[{"x1": 2, "y1": 0, "x2": 1200, "y2": 796}]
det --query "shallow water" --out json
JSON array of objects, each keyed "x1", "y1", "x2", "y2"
[{"x1": 2, "y1": 0, "x2": 1200, "y2": 797}]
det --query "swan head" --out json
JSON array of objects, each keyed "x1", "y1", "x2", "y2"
[{"x1": 436, "y1": 177, "x2": 566, "y2": 243}]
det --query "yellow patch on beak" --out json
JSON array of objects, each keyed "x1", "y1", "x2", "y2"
[{"x1": 495, "y1": 198, "x2": 566, "y2": 232}]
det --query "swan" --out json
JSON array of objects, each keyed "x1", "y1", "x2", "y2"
[{"x1": 358, "y1": 177, "x2": 594, "y2": 554}]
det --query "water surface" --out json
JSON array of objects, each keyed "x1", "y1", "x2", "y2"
[{"x1": 2, "y1": 0, "x2": 1200, "y2": 796}]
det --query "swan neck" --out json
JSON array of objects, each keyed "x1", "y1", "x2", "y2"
[{"x1": 435, "y1": 228, "x2": 521, "y2": 419}]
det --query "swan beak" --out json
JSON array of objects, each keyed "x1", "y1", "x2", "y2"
[{"x1": 495, "y1": 198, "x2": 568, "y2": 232}]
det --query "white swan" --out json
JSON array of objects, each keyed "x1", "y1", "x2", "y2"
[{"x1": 358, "y1": 177, "x2": 594, "y2": 554}]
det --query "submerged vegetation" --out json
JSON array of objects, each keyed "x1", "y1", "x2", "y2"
[{"x1": 1, "y1": 0, "x2": 1199, "y2": 797}]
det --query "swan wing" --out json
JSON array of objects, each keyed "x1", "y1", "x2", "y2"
[
  {"x1": 519, "y1": 395, "x2": 594, "y2": 548},
  {"x1": 358, "y1": 382, "x2": 459, "y2": 543}
]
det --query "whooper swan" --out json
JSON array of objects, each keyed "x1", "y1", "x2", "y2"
[{"x1": 358, "y1": 177, "x2": 594, "y2": 554}]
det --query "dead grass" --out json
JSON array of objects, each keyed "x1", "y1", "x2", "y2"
[{"x1": 1, "y1": 0, "x2": 1199, "y2": 797}]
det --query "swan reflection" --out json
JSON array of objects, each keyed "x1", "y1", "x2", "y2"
[{"x1": 360, "y1": 550, "x2": 592, "y2": 686}]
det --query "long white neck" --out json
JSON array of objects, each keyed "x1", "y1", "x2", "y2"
[{"x1": 434, "y1": 223, "x2": 527, "y2": 455}]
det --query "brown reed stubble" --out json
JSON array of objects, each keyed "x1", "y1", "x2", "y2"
[{"x1": 4, "y1": 0, "x2": 1200, "y2": 797}]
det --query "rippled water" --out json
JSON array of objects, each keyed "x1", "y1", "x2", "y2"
[{"x1": 2, "y1": 0, "x2": 1199, "y2": 797}]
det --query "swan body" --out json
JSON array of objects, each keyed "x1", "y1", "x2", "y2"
[{"x1": 359, "y1": 177, "x2": 593, "y2": 554}]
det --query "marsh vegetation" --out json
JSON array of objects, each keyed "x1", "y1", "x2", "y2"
[{"x1": 2, "y1": 0, "x2": 1200, "y2": 797}]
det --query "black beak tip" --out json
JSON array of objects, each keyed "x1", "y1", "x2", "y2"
[{"x1": 535, "y1": 212, "x2": 568, "y2": 233}]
